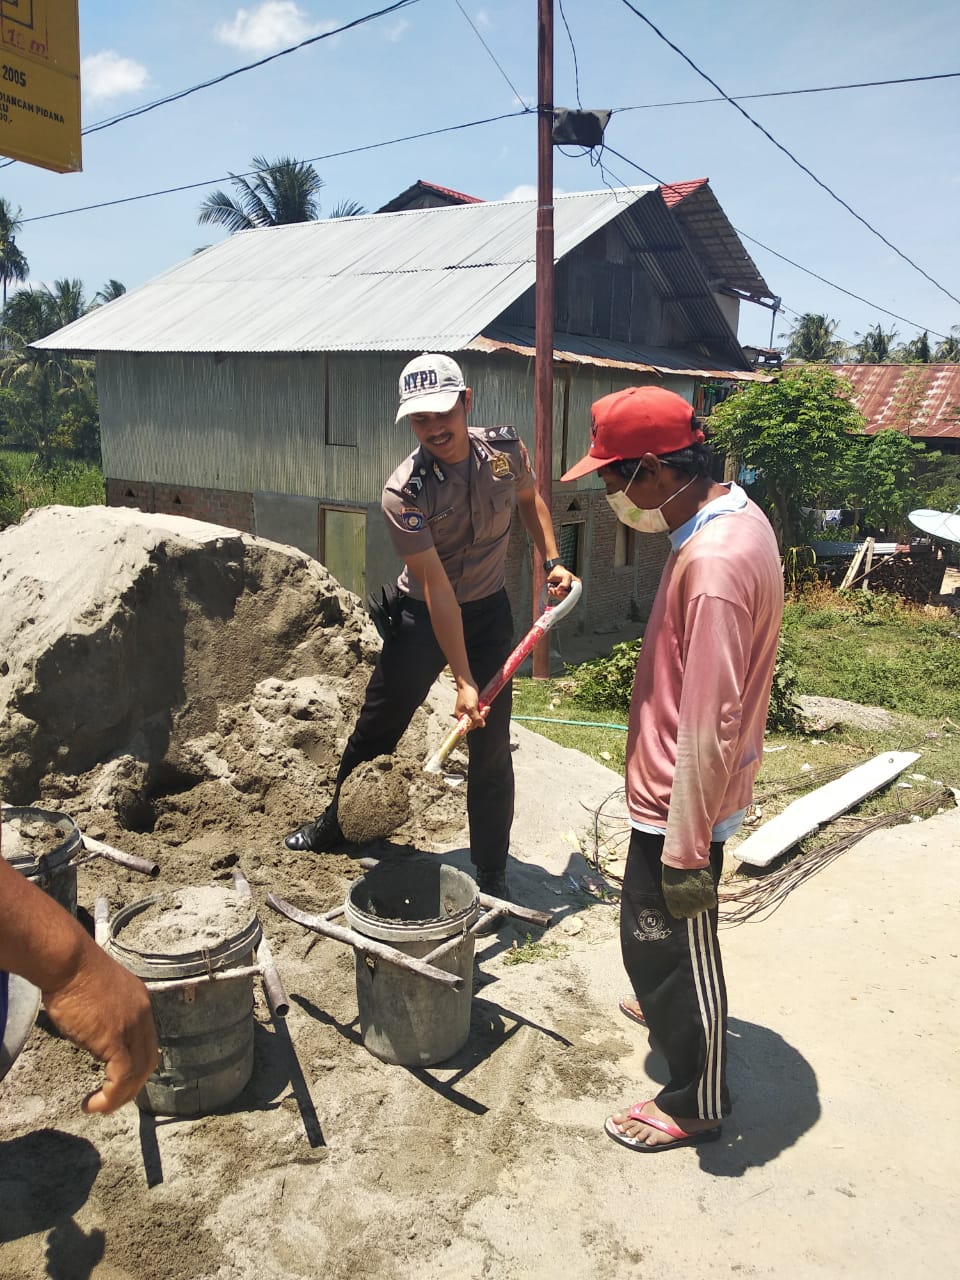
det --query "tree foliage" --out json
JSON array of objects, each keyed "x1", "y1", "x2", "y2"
[
  {"x1": 834, "y1": 429, "x2": 924, "y2": 532},
  {"x1": 197, "y1": 155, "x2": 365, "y2": 232},
  {"x1": 851, "y1": 322, "x2": 897, "y2": 364},
  {"x1": 0, "y1": 197, "x2": 28, "y2": 305},
  {"x1": 779, "y1": 313, "x2": 847, "y2": 363},
  {"x1": 708, "y1": 365, "x2": 865, "y2": 546}
]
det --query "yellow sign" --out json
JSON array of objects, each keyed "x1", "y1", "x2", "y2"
[{"x1": 0, "y1": 0, "x2": 81, "y2": 172}]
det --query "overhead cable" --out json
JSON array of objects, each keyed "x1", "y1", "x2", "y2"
[
  {"x1": 618, "y1": 1, "x2": 960, "y2": 308},
  {"x1": 453, "y1": 0, "x2": 527, "y2": 105},
  {"x1": 612, "y1": 70, "x2": 960, "y2": 113}
]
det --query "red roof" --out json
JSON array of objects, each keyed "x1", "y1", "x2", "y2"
[
  {"x1": 829, "y1": 364, "x2": 960, "y2": 440},
  {"x1": 417, "y1": 180, "x2": 483, "y2": 204},
  {"x1": 659, "y1": 178, "x2": 708, "y2": 208}
]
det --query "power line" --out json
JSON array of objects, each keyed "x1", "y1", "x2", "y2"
[
  {"x1": 600, "y1": 143, "x2": 949, "y2": 340},
  {"x1": 557, "y1": 0, "x2": 583, "y2": 109},
  {"x1": 618, "y1": 1, "x2": 960, "y2": 309},
  {"x1": 453, "y1": 0, "x2": 527, "y2": 105},
  {"x1": 20, "y1": 109, "x2": 532, "y2": 224},
  {"x1": 611, "y1": 70, "x2": 960, "y2": 113},
  {"x1": 0, "y1": 0, "x2": 421, "y2": 169}
]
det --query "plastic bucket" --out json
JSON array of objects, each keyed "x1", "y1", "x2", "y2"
[
  {"x1": 343, "y1": 859, "x2": 480, "y2": 1066},
  {"x1": 1, "y1": 807, "x2": 80, "y2": 916},
  {"x1": 106, "y1": 888, "x2": 261, "y2": 1116}
]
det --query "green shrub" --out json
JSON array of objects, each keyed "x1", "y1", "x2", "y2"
[
  {"x1": 564, "y1": 638, "x2": 641, "y2": 715},
  {"x1": 767, "y1": 640, "x2": 804, "y2": 732}
]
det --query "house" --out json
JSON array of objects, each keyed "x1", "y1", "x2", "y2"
[
  {"x1": 35, "y1": 184, "x2": 774, "y2": 640},
  {"x1": 828, "y1": 364, "x2": 960, "y2": 453}
]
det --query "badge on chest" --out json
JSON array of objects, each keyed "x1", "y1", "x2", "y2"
[{"x1": 490, "y1": 452, "x2": 511, "y2": 478}]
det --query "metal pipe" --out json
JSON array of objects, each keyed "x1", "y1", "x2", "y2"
[
  {"x1": 267, "y1": 893, "x2": 463, "y2": 989},
  {"x1": 143, "y1": 965, "x2": 263, "y2": 994},
  {"x1": 232, "y1": 868, "x2": 289, "y2": 1018},
  {"x1": 533, "y1": 0, "x2": 555, "y2": 678},
  {"x1": 81, "y1": 833, "x2": 160, "y2": 878},
  {"x1": 94, "y1": 896, "x2": 111, "y2": 948}
]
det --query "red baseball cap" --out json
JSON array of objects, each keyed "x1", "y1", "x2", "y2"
[{"x1": 561, "y1": 386, "x2": 704, "y2": 481}]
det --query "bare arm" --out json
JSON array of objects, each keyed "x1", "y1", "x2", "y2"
[
  {"x1": 404, "y1": 546, "x2": 485, "y2": 728},
  {"x1": 516, "y1": 484, "x2": 579, "y2": 597},
  {"x1": 0, "y1": 852, "x2": 158, "y2": 1114}
]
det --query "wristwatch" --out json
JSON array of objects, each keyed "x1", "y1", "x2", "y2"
[{"x1": 543, "y1": 557, "x2": 564, "y2": 572}]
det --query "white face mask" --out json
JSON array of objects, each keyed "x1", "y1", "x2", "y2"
[{"x1": 605, "y1": 462, "x2": 696, "y2": 534}]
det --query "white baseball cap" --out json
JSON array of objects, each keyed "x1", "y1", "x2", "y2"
[{"x1": 396, "y1": 353, "x2": 466, "y2": 422}]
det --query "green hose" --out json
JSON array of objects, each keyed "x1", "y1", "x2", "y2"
[{"x1": 511, "y1": 715, "x2": 628, "y2": 730}]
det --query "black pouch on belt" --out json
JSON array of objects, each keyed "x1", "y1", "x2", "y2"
[{"x1": 367, "y1": 583, "x2": 403, "y2": 643}]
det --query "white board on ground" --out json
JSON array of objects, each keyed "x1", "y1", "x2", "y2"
[
  {"x1": 734, "y1": 751, "x2": 921, "y2": 868},
  {"x1": 908, "y1": 509, "x2": 960, "y2": 546}
]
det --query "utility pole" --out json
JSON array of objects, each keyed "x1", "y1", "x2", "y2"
[{"x1": 533, "y1": 0, "x2": 554, "y2": 679}]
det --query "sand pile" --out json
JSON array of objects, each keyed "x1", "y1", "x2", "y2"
[{"x1": 0, "y1": 505, "x2": 467, "y2": 907}]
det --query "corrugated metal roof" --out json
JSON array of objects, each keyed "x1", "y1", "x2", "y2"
[
  {"x1": 828, "y1": 364, "x2": 960, "y2": 440},
  {"x1": 472, "y1": 325, "x2": 770, "y2": 381},
  {"x1": 659, "y1": 179, "x2": 773, "y2": 303},
  {"x1": 36, "y1": 188, "x2": 666, "y2": 356}
]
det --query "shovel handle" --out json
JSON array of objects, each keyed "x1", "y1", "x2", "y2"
[{"x1": 424, "y1": 578, "x2": 581, "y2": 774}]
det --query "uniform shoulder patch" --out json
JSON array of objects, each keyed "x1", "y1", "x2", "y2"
[{"x1": 484, "y1": 425, "x2": 519, "y2": 442}]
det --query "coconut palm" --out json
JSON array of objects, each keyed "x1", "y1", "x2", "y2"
[
  {"x1": 934, "y1": 326, "x2": 960, "y2": 363},
  {"x1": 779, "y1": 313, "x2": 847, "y2": 363},
  {"x1": 0, "y1": 197, "x2": 28, "y2": 307},
  {"x1": 94, "y1": 278, "x2": 126, "y2": 305},
  {"x1": 197, "y1": 155, "x2": 364, "y2": 231},
  {"x1": 850, "y1": 322, "x2": 897, "y2": 364}
]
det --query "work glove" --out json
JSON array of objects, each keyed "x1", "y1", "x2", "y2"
[{"x1": 661, "y1": 866, "x2": 717, "y2": 919}]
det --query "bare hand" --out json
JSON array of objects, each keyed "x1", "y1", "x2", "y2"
[
  {"x1": 547, "y1": 567, "x2": 578, "y2": 599},
  {"x1": 43, "y1": 941, "x2": 159, "y2": 1114},
  {"x1": 454, "y1": 680, "x2": 487, "y2": 730}
]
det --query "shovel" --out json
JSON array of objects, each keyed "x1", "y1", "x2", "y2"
[{"x1": 424, "y1": 577, "x2": 582, "y2": 775}]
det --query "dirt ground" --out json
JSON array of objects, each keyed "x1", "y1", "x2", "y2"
[{"x1": 1, "y1": 507, "x2": 958, "y2": 1279}]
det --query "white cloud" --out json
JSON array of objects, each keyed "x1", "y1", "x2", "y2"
[
  {"x1": 498, "y1": 184, "x2": 568, "y2": 202},
  {"x1": 476, "y1": 9, "x2": 492, "y2": 29},
  {"x1": 383, "y1": 18, "x2": 410, "y2": 42},
  {"x1": 81, "y1": 50, "x2": 149, "y2": 102},
  {"x1": 215, "y1": 2, "x2": 338, "y2": 54}
]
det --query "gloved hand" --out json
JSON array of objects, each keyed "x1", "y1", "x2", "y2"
[{"x1": 661, "y1": 866, "x2": 717, "y2": 919}]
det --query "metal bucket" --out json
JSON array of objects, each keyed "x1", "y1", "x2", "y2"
[
  {"x1": 1, "y1": 807, "x2": 80, "y2": 916},
  {"x1": 105, "y1": 888, "x2": 261, "y2": 1116},
  {"x1": 344, "y1": 859, "x2": 480, "y2": 1066}
]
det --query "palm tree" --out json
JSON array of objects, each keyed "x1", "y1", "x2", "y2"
[
  {"x1": 0, "y1": 197, "x2": 28, "y2": 306},
  {"x1": 934, "y1": 326, "x2": 960, "y2": 363},
  {"x1": 893, "y1": 331, "x2": 932, "y2": 363},
  {"x1": 851, "y1": 322, "x2": 897, "y2": 364},
  {"x1": 197, "y1": 155, "x2": 365, "y2": 231},
  {"x1": 779, "y1": 313, "x2": 847, "y2": 363},
  {"x1": 94, "y1": 278, "x2": 126, "y2": 305},
  {"x1": 43, "y1": 278, "x2": 87, "y2": 331}
]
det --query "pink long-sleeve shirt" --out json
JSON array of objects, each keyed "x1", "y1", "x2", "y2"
[{"x1": 625, "y1": 494, "x2": 783, "y2": 870}]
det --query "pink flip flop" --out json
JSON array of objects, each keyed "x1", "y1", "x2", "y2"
[
  {"x1": 604, "y1": 1101, "x2": 721, "y2": 1153},
  {"x1": 617, "y1": 995, "x2": 647, "y2": 1027}
]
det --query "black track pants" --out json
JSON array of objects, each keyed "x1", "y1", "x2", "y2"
[
  {"x1": 619, "y1": 830, "x2": 730, "y2": 1122},
  {"x1": 335, "y1": 589, "x2": 515, "y2": 871}
]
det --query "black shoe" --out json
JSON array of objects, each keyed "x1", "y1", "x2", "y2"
[
  {"x1": 475, "y1": 867, "x2": 509, "y2": 900},
  {"x1": 284, "y1": 808, "x2": 344, "y2": 853}
]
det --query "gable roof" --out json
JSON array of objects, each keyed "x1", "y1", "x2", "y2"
[
  {"x1": 829, "y1": 364, "x2": 960, "y2": 440},
  {"x1": 376, "y1": 179, "x2": 483, "y2": 213},
  {"x1": 33, "y1": 186, "x2": 750, "y2": 371},
  {"x1": 658, "y1": 178, "x2": 772, "y2": 304}
]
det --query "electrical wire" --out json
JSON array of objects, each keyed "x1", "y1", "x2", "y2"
[
  {"x1": 599, "y1": 142, "x2": 950, "y2": 342},
  {"x1": 0, "y1": 0, "x2": 422, "y2": 171},
  {"x1": 617, "y1": 1, "x2": 960, "y2": 308},
  {"x1": 20, "y1": 109, "x2": 532, "y2": 225},
  {"x1": 453, "y1": 0, "x2": 527, "y2": 105},
  {"x1": 557, "y1": 0, "x2": 583, "y2": 109},
  {"x1": 611, "y1": 70, "x2": 960, "y2": 113}
]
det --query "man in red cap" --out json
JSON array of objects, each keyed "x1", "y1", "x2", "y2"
[{"x1": 561, "y1": 385, "x2": 783, "y2": 1152}]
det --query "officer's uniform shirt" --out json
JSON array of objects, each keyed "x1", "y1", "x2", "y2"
[{"x1": 382, "y1": 426, "x2": 536, "y2": 603}]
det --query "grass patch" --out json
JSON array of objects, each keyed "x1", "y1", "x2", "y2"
[
  {"x1": 0, "y1": 449, "x2": 104, "y2": 527},
  {"x1": 501, "y1": 933, "x2": 569, "y2": 966}
]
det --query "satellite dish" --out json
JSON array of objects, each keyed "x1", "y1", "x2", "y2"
[{"x1": 908, "y1": 509, "x2": 960, "y2": 546}]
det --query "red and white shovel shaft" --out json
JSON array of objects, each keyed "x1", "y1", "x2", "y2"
[{"x1": 423, "y1": 578, "x2": 582, "y2": 774}]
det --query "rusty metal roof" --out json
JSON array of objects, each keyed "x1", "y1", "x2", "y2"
[{"x1": 829, "y1": 364, "x2": 960, "y2": 440}]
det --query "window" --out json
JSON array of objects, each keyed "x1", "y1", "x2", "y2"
[
  {"x1": 559, "y1": 522, "x2": 583, "y2": 576},
  {"x1": 614, "y1": 521, "x2": 636, "y2": 568}
]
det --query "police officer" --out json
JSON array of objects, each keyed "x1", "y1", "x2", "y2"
[{"x1": 284, "y1": 353, "x2": 577, "y2": 897}]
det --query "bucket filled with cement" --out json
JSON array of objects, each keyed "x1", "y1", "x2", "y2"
[
  {"x1": 344, "y1": 858, "x2": 480, "y2": 1066},
  {"x1": 105, "y1": 885, "x2": 261, "y2": 1115},
  {"x1": 1, "y1": 806, "x2": 81, "y2": 916}
]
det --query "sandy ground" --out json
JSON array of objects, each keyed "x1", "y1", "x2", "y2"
[{"x1": 1, "y1": 507, "x2": 958, "y2": 1279}]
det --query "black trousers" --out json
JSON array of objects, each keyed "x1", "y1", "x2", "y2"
[
  {"x1": 334, "y1": 589, "x2": 515, "y2": 872},
  {"x1": 620, "y1": 830, "x2": 730, "y2": 1121}
]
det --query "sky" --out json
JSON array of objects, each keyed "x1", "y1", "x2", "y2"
[{"x1": 3, "y1": 0, "x2": 959, "y2": 354}]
